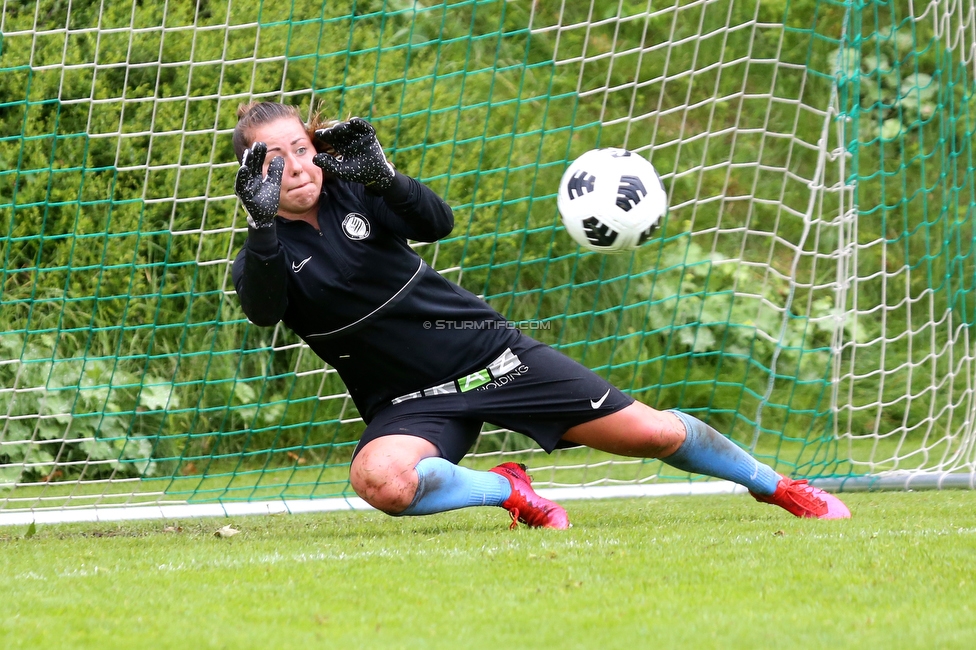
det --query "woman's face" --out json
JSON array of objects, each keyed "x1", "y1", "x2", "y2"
[{"x1": 249, "y1": 116, "x2": 323, "y2": 220}]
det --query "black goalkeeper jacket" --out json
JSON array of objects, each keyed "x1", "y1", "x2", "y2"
[{"x1": 232, "y1": 171, "x2": 520, "y2": 421}]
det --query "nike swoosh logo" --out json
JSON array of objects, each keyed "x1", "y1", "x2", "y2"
[
  {"x1": 292, "y1": 256, "x2": 312, "y2": 273},
  {"x1": 590, "y1": 389, "x2": 611, "y2": 409}
]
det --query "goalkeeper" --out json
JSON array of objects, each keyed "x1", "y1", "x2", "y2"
[{"x1": 231, "y1": 102, "x2": 850, "y2": 529}]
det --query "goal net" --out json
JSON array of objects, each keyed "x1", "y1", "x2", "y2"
[{"x1": 1, "y1": 0, "x2": 974, "y2": 523}]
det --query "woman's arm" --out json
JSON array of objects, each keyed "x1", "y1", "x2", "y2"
[
  {"x1": 313, "y1": 118, "x2": 454, "y2": 242},
  {"x1": 232, "y1": 141, "x2": 290, "y2": 326},
  {"x1": 365, "y1": 171, "x2": 454, "y2": 243},
  {"x1": 232, "y1": 225, "x2": 289, "y2": 326}
]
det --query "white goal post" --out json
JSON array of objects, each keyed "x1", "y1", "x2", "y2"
[{"x1": 0, "y1": 0, "x2": 974, "y2": 525}]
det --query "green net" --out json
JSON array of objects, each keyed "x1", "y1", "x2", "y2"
[{"x1": 1, "y1": 0, "x2": 974, "y2": 514}]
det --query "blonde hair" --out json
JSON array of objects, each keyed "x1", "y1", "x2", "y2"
[{"x1": 232, "y1": 102, "x2": 340, "y2": 162}]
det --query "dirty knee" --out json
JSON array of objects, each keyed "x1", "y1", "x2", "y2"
[{"x1": 350, "y1": 456, "x2": 419, "y2": 515}]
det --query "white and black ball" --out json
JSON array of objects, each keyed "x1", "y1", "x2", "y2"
[{"x1": 557, "y1": 148, "x2": 668, "y2": 253}]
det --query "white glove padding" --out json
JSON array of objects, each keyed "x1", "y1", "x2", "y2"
[
  {"x1": 313, "y1": 118, "x2": 395, "y2": 190},
  {"x1": 235, "y1": 142, "x2": 284, "y2": 228}
]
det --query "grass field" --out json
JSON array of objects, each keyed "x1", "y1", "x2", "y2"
[{"x1": 2, "y1": 491, "x2": 975, "y2": 649}]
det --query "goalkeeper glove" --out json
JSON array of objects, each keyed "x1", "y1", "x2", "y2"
[
  {"x1": 235, "y1": 141, "x2": 285, "y2": 229},
  {"x1": 313, "y1": 118, "x2": 395, "y2": 191}
]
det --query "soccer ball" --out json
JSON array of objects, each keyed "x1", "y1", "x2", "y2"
[{"x1": 556, "y1": 148, "x2": 668, "y2": 253}]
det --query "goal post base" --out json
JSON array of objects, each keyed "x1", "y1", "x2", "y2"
[
  {"x1": 2, "y1": 473, "x2": 972, "y2": 527},
  {"x1": 812, "y1": 472, "x2": 976, "y2": 493}
]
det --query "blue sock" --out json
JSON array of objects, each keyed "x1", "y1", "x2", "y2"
[
  {"x1": 664, "y1": 410, "x2": 781, "y2": 496},
  {"x1": 400, "y1": 457, "x2": 512, "y2": 516}
]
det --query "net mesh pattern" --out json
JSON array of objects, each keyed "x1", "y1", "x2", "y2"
[{"x1": 0, "y1": 0, "x2": 973, "y2": 512}]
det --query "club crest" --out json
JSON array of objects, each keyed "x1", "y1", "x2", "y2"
[{"x1": 341, "y1": 213, "x2": 370, "y2": 240}]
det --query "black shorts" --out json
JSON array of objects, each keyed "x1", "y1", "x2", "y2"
[{"x1": 354, "y1": 336, "x2": 635, "y2": 463}]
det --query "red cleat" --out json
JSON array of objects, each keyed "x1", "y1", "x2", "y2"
[
  {"x1": 489, "y1": 462, "x2": 570, "y2": 530},
  {"x1": 752, "y1": 476, "x2": 851, "y2": 519}
]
